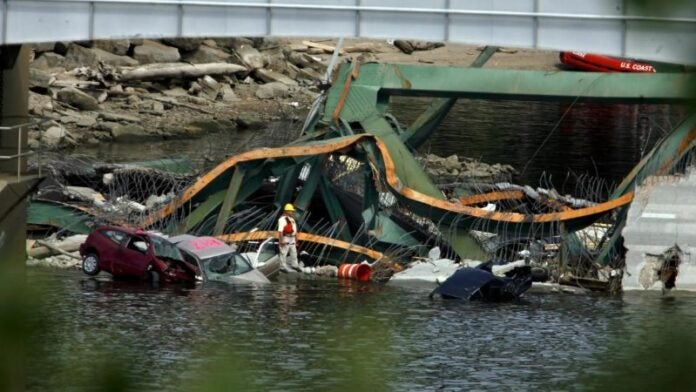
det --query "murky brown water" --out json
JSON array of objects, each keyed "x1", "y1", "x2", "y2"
[
  {"x1": 27, "y1": 267, "x2": 696, "y2": 391},
  {"x1": 391, "y1": 98, "x2": 688, "y2": 193}
]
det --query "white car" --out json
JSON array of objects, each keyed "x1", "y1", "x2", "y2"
[{"x1": 170, "y1": 235, "x2": 270, "y2": 284}]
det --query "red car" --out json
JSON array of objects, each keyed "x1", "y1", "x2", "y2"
[{"x1": 79, "y1": 225, "x2": 199, "y2": 283}]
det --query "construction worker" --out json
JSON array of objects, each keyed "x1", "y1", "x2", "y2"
[{"x1": 278, "y1": 203, "x2": 300, "y2": 272}]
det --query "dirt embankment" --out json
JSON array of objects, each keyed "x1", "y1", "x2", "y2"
[{"x1": 27, "y1": 37, "x2": 562, "y2": 150}]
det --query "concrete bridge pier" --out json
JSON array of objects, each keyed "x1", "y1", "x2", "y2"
[{"x1": 0, "y1": 45, "x2": 41, "y2": 265}]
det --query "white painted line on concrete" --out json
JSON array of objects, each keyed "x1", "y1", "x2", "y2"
[{"x1": 641, "y1": 212, "x2": 677, "y2": 220}]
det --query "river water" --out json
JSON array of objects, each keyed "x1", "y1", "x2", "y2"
[
  {"x1": 26, "y1": 267, "x2": 696, "y2": 391},
  {"x1": 33, "y1": 100, "x2": 693, "y2": 390},
  {"x1": 392, "y1": 98, "x2": 688, "y2": 193}
]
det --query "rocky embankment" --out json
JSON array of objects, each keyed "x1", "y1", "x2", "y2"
[
  {"x1": 27, "y1": 38, "x2": 561, "y2": 150},
  {"x1": 28, "y1": 37, "x2": 337, "y2": 149}
]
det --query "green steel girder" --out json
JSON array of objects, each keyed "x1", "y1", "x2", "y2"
[
  {"x1": 470, "y1": 46, "x2": 500, "y2": 68},
  {"x1": 179, "y1": 165, "x2": 266, "y2": 234},
  {"x1": 362, "y1": 168, "x2": 379, "y2": 230},
  {"x1": 595, "y1": 111, "x2": 696, "y2": 265},
  {"x1": 361, "y1": 209, "x2": 421, "y2": 247},
  {"x1": 318, "y1": 176, "x2": 351, "y2": 241},
  {"x1": 27, "y1": 200, "x2": 94, "y2": 235},
  {"x1": 214, "y1": 166, "x2": 247, "y2": 235},
  {"x1": 402, "y1": 97, "x2": 457, "y2": 150},
  {"x1": 359, "y1": 114, "x2": 443, "y2": 200},
  {"x1": 293, "y1": 156, "x2": 325, "y2": 214},
  {"x1": 401, "y1": 46, "x2": 499, "y2": 149},
  {"x1": 274, "y1": 164, "x2": 304, "y2": 210},
  {"x1": 611, "y1": 111, "x2": 696, "y2": 199},
  {"x1": 324, "y1": 63, "x2": 696, "y2": 124},
  {"x1": 178, "y1": 189, "x2": 225, "y2": 234}
]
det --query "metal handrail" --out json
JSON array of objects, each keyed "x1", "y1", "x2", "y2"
[
  {"x1": 0, "y1": 118, "x2": 51, "y2": 181},
  {"x1": 40, "y1": 1, "x2": 696, "y2": 24}
]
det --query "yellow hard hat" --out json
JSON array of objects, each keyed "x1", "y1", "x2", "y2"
[{"x1": 283, "y1": 203, "x2": 295, "y2": 212}]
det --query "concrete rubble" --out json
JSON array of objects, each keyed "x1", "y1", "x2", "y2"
[
  {"x1": 26, "y1": 37, "x2": 348, "y2": 148},
  {"x1": 25, "y1": 37, "x2": 563, "y2": 150},
  {"x1": 418, "y1": 153, "x2": 517, "y2": 185}
]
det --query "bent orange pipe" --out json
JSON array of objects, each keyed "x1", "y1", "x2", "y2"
[
  {"x1": 218, "y1": 231, "x2": 384, "y2": 261},
  {"x1": 141, "y1": 121, "x2": 696, "y2": 229}
]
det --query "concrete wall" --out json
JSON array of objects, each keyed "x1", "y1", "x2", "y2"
[
  {"x1": 622, "y1": 169, "x2": 696, "y2": 290},
  {"x1": 0, "y1": 45, "x2": 30, "y2": 265},
  {"x1": 0, "y1": 45, "x2": 29, "y2": 173}
]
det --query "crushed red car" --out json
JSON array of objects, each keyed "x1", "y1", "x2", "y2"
[{"x1": 79, "y1": 225, "x2": 199, "y2": 283}]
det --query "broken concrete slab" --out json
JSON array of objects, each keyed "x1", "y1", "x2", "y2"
[
  {"x1": 162, "y1": 37, "x2": 203, "y2": 52},
  {"x1": 99, "y1": 111, "x2": 141, "y2": 123},
  {"x1": 133, "y1": 40, "x2": 181, "y2": 64},
  {"x1": 286, "y1": 51, "x2": 325, "y2": 71},
  {"x1": 255, "y1": 81, "x2": 291, "y2": 99},
  {"x1": 31, "y1": 52, "x2": 68, "y2": 70},
  {"x1": 254, "y1": 68, "x2": 298, "y2": 86},
  {"x1": 29, "y1": 68, "x2": 54, "y2": 90},
  {"x1": 622, "y1": 169, "x2": 696, "y2": 291},
  {"x1": 184, "y1": 45, "x2": 232, "y2": 64},
  {"x1": 57, "y1": 87, "x2": 100, "y2": 111},
  {"x1": 31, "y1": 42, "x2": 56, "y2": 54},
  {"x1": 29, "y1": 92, "x2": 53, "y2": 115},
  {"x1": 198, "y1": 75, "x2": 221, "y2": 100},
  {"x1": 92, "y1": 39, "x2": 131, "y2": 56},
  {"x1": 137, "y1": 100, "x2": 165, "y2": 114},
  {"x1": 163, "y1": 87, "x2": 189, "y2": 97},
  {"x1": 236, "y1": 45, "x2": 265, "y2": 70},
  {"x1": 66, "y1": 43, "x2": 139, "y2": 68},
  {"x1": 43, "y1": 125, "x2": 66, "y2": 148},
  {"x1": 219, "y1": 83, "x2": 239, "y2": 102}
]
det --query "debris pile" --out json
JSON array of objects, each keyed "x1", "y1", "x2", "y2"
[
  {"x1": 27, "y1": 38, "x2": 338, "y2": 148},
  {"x1": 417, "y1": 153, "x2": 517, "y2": 184}
]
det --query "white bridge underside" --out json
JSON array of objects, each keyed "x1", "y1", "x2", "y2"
[{"x1": 1, "y1": 0, "x2": 695, "y2": 64}]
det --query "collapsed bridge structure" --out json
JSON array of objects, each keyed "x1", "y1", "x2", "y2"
[{"x1": 29, "y1": 60, "x2": 696, "y2": 271}]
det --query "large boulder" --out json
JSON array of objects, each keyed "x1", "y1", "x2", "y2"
[
  {"x1": 29, "y1": 68, "x2": 54, "y2": 90},
  {"x1": 394, "y1": 40, "x2": 444, "y2": 54},
  {"x1": 110, "y1": 124, "x2": 159, "y2": 142},
  {"x1": 236, "y1": 45, "x2": 265, "y2": 70},
  {"x1": 53, "y1": 42, "x2": 71, "y2": 55},
  {"x1": 31, "y1": 42, "x2": 55, "y2": 54},
  {"x1": 255, "y1": 82, "x2": 290, "y2": 99},
  {"x1": 197, "y1": 75, "x2": 220, "y2": 100},
  {"x1": 31, "y1": 52, "x2": 67, "y2": 70},
  {"x1": 215, "y1": 37, "x2": 254, "y2": 51},
  {"x1": 56, "y1": 87, "x2": 100, "y2": 111},
  {"x1": 254, "y1": 68, "x2": 298, "y2": 86},
  {"x1": 184, "y1": 45, "x2": 232, "y2": 64},
  {"x1": 92, "y1": 39, "x2": 131, "y2": 56},
  {"x1": 43, "y1": 126, "x2": 66, "y2": 148},
  {"x1": 29, "y1": 92, "x2": 53, "y2": 116},
  {"x1": 133, "y1": 41, "x2": 181, "y2": 64},
  {"x1": 219, "y1": 83, "x2": 239, "y2": 102},
  {"x1": 161, "y1": 38, "x2": 203, "y2": 52},
  {"x1": 65, "y1": 44, "x2": 139, "y2": 68}
]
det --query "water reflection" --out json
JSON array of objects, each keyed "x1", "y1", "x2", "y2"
[
  {"x1": 25, "y1": 268, "x2": 696, "y2": 391},
  {"x1": 391, "y1": 98, "x2": 687, "y2": 193}
]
